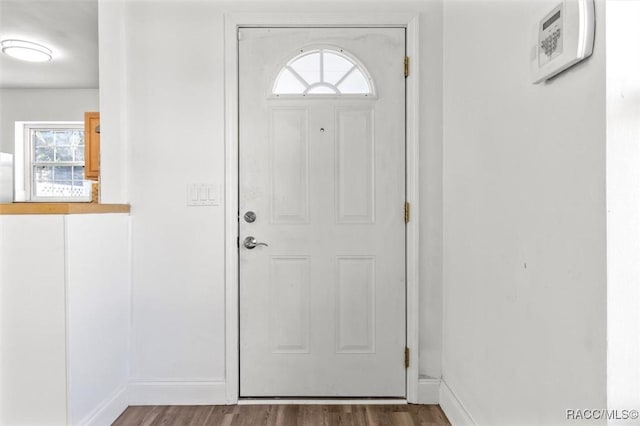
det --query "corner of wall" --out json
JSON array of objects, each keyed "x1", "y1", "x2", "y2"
[
  {"x1": 77, "y1": 385, "x2": 128, "y2": 426},
  {"x1": 439, "y1": 380, "x2": 476, "y2": 426}
]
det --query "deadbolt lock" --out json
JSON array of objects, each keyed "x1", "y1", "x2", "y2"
[{"x1": 244, "y1": 211, "x2": 256, "y2": 223}]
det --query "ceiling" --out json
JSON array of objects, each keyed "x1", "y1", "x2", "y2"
[{"x1": 0, "y1": 0, "x2": 98, "y2": 89}]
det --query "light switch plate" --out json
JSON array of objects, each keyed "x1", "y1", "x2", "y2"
[{"x1": 187, "y1": 183, "x2": 220, "y2": 206}]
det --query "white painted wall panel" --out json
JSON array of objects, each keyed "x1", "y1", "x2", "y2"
[
  {"x1": 125, "y1": 3, "x2": 226, "y2": 384},
  {"x1": 98, "y1": 0, "x2": 128, "y2": 204},
  {"x1": 442, "y1": 0, "x2": 607, "y2": 424},
  {"x1": 416, "y1": 0, "x2": 444, "y2": 381},
  {"x1": 66, "y1": 214, "x2": 130, "y2": 425},
  {"x1": 606, "y1": 2, "x2": 640, "y2": 421},
  {"x1": 0, "y1": 215, "x2": 67, "y2": 426},
  {"x1": 0, "y1": 214, "x2": 130, "y2": 425}
]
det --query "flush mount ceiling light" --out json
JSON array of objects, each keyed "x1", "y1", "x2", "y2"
[{"x1": 1, "y1": 39, "x2": 52, "y2": 62}]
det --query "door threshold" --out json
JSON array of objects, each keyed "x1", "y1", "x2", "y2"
[{"x1": 238, "y1": 398, "x2": 407, "y2": 405}]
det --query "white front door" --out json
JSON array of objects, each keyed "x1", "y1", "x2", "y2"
[{"x1": 239, "y1": 27, "x2": 406, "y2": 397}]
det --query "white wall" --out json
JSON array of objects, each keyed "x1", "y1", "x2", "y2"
[
  {"x1": 418, "y1": 0, "x2": 444, "y2": 382},
  {"x1": 0, "y1": 89, "x2": 99, "y2": 153},
  {"x1": 99, "y1": 0, "x2": 128, "y2": 204},
  {"x1": 0, "y1": 216, "x2": 68, "y2": 426},
  {"x1": 0, "y1": 214, "x2": 131, "y2": 426},
  {"x1": 98, "y1": 0, "x2": 443, "y2": 401},
  {"x1": 67, "y1": 215, "x2": 130, "y2": 425},
  {"x1": 442, "y1": 1, "x2": 607, "y2": 425},
  {"x1": 606, "y1": 2, "x2": 640, "y2": 423}
]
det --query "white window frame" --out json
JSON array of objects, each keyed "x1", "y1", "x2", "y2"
[
  {"x1": 271, "y1": 46, "x2": 376, "y2": 98},
  {"x1": 14, "y1": 121, "x2": 91, "y2": 202}
]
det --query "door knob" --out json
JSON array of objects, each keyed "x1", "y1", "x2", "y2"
[{"x1": 243, "y1": 236, "x2": 269, "y2": 249}]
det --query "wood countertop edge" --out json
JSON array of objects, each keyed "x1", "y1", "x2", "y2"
[{"x1": 0, "y1": 203, "x2": 131, "y2": 215}]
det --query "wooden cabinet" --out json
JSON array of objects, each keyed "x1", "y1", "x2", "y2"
[{"x1": 84, "y1": 112, "x2": 100, "y2": 180}]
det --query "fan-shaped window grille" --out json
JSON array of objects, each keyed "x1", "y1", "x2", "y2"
[{"x1": 273, "y1": 48, "x2": 374, "y2": 96}]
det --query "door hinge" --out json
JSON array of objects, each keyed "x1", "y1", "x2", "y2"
[
  {"x1": 404, "y1": 347, "x2": 410, "y2": 368},
  {"x1": 237, "y1": 236, "x2": 240, "y2": 248},
  {"x1": 404, "y1": 201, "x2": 410, "y2": 224},
  {"x1": 404, "y1": 56, "x2": 410, "y2": 78}
]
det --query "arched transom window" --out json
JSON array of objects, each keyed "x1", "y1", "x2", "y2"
[{"x1": 273, "y1": 48, "x2": 374, "y2": 96}]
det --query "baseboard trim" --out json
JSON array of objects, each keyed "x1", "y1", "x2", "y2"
[
  {"x1": 77, "y1": 385, "x2": 128, "y2": 426},
  {"x1": 239, "y1": 399, "x2": 407, "y2": 405},
  {"x1": 417, "y1": 378, "x2": 440, "y2": 404},
  {"x1": 128, "y1": 380, "x2": 227, "y2": 405},
  {"x1": 439, "y1": 380, "x2": 476, "y2": 426}
]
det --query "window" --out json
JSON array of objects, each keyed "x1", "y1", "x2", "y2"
[
  {"x1": 14, "y1": 122, "x2": 91, "y2": 202},
  {"x1": 273, "y1": 48, "x2": 374, "y2": 96}
]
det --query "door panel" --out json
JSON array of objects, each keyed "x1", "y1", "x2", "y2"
[
  {"x1": 336, "y1": 107, "x2": 375, "y2": 223},
  {"x1": 270, "y1": 108, "x2": 309, "y2": 223},
  {"x1": 269, "y1": 256, "x2": 310, "y2": 353},
  {"x1": 336, "y1": 256, "x2": 376, "y2": 353},
  {"x1": 239, "y1": 27, "x2": 406, "y2": 397}
]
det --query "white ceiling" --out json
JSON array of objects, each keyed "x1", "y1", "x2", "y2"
[{"x1": 0, "y1": 0, "x2": 98, "y2": 89}]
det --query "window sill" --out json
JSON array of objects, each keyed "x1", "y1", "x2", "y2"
[{"x1": 0, "y1": 203, "x2": 130, "y2": 215}]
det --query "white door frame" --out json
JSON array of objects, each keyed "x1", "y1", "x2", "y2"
[{"x1": 224, "y1": 12, "x2": 421, "y2": 404}]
